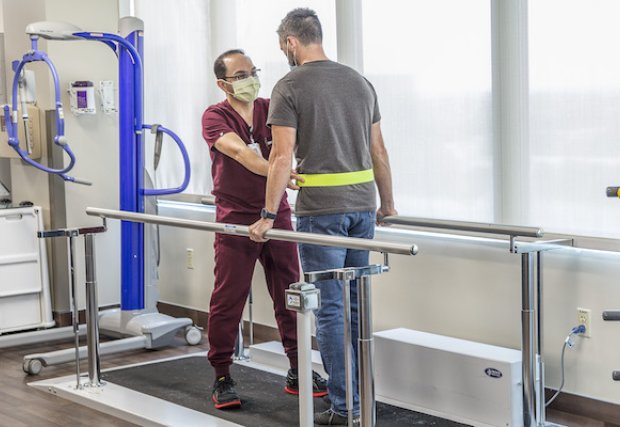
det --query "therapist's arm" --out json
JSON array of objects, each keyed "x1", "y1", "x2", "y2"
[
  {"x1": 215, "y1": 131, "x2": 301, "y2": 189},
  {"x1": 214, "y1": 132, "x2": 269, "y2": 176},
  {"x1": 249, "y1": 125, "x2": 296, "y2": 241}
]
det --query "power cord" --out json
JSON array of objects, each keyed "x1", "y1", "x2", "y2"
[{"x1": 545, "y1": 324, "x2": 586, "y2": 407}]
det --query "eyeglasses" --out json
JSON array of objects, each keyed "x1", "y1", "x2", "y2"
[{"x1": 224, "y1": 69, "x2": 261, "y2": 81}]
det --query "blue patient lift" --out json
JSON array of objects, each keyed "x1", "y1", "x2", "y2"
[{"x1": 7, "y1": 18, "x2": 201, "y2": 374}]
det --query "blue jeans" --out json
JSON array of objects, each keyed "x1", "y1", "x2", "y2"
[{"x1": 297, "y1": 211, "x2": 375, "y2": 417}]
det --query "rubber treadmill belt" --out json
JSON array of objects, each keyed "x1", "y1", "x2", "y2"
[{"x1": 102, "y1": 356, "x2": 470, "y2": 427}]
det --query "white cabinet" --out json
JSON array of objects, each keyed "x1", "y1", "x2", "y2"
[{"x1": 0, "y1": 206, "x2": 54, "y2": 333}]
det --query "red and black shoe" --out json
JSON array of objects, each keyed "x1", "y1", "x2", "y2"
[
  {"x1": 285, "y1": 369, "x2": 328, "y2": 397},
  {"x1": 211, "y1": 375, "x2": 241, "y2": 409}
]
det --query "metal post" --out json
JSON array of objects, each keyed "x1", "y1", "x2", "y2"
[
  {"x1": 297, "y1": 310, "x2": 313, "y2": 427},
  {"x1": 68, "y1": 234, "x2": 81, "y2": 389},
  {"x1": 249, "y1": 288, "x2": 254, "y2": 347},
  {"x1": 285, "y1": 282, "x2": 321, "y2": 427},
  {"x1": 343, "y1": 279, "x2": 354, "y2": 427},
  {"x1": 358, "y1": 275, "x2": 375, "y2": 427},
  {"x1": 536, "y1": 251, "x2": 545, "y2": 426},
  {"x1": 233, "y1": 321, "x2": 246, "y2": 360},
  {"x1": 84, "y1": 233, "x2": 102, "y2": 386},
  {"x1": 522, "y1": 253, "x2": 536, "y2": 426}
]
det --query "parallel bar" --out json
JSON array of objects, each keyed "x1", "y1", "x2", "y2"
[
  {"x1": 358, "y1": 275, "x2": 375, "y2": 427},
  {"x1": 383, "y1": 215, "x2": 543, "y2": 238},
  {"x1": 86, "y1": 207, "x2": 418, "y2": 256}
]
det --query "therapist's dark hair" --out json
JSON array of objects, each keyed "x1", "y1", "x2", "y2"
[
  {"x1": 277, "y1": 8, "x2": 322, "y2": 46},
  {"x1": 213, "y1": 49, "x2": 246, "y2": 80}
]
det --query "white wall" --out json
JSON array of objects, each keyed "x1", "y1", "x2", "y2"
[{"x1": 157, "y1": 202, "x2": 620, "y2": 406}]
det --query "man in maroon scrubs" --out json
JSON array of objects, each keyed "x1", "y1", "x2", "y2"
[{"x1": 202, "y1": 49, "x2": 327, "y2": 409}]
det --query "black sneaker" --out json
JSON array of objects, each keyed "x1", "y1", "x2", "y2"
[
  {"x1": 211, "y1": 375, "x2": 241, "y2": 409},
  {"x1": 314, "y1": 408, "x2": 360, "y2": 425},
  {"x1": 285, "y1": 368, "x2": 328, "y2": 397}
]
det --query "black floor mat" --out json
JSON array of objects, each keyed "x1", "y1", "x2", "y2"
[{"x1": 102, "y1": 356, "x2": 470, "y2": 427}]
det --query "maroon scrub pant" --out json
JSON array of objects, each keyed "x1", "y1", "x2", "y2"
[{"x1": 207, "y1": 212, "x2": 300, "y2": 378}]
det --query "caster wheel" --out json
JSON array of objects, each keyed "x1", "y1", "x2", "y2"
[
  {"x1": 185, "y1": 326, "x2": 203, "y2": 345},
  {"x1": 23, "y1": 358, "x2": 43, "y2": 375}
]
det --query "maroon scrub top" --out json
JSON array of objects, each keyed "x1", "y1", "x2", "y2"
[{"x1": 202, "y1": 97, "x2": 289, "y2": 218}]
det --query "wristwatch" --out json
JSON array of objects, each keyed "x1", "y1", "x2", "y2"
[{"x1": 260, "y1": 208, "x2": 277, "y2": 220}]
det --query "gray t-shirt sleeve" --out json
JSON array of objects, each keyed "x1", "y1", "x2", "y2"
[
  {"x1": 366, "y1": 78, "x2": 382, "y2": 124},
  {"x1": 267, "y1": 82, "x2": 297, "y2": 129}
]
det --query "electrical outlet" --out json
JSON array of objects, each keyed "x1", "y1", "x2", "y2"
[
  {"x1": 186, "y1": 248, "x2": 194, "y2": 270},
  {"x1": 577, "y1": 307, "x2": 591, "y2": 337}
]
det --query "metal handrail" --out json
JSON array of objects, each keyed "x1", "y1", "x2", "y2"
[
  {"x1": 382, "y1": 215, "x2": 543, "y2": 238},
  {"x1": 86, "y1": 207, "x2": 418, "y2": 256}
]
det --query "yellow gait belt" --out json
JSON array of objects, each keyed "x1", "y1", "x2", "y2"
[{"x1": 297, "y1": 169, "x2": 374, "y2": 187}]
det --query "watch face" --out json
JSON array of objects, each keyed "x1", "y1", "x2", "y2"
[{"x1": 261, "y1": 208, "x2": 276, "y2": 219}]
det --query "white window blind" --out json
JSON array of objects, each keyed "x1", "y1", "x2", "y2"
[
  {"x1": 135, "y1": 0, "x2": 212, "y2": 196},
  {"x1": 529, "y1": 0, "x2": 620, "y2": 237},
  {"x1": 235, "y1": 0, "x2": 337, "y2": 100},
  {"x1": 362, "y1": 0, "x2": 494, "y2": 222}
]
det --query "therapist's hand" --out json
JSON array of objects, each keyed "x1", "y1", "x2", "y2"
[
  {"x1": 287, "y1": 170, "x2": 304, "y2": 190},
  {"x1": 249, "y1": 218, "x2": 274, "y2": 242}
]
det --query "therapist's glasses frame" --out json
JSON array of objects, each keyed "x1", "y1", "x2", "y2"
[{"x1": 224, "y1": 69, "x2": 261, "y2": 81}]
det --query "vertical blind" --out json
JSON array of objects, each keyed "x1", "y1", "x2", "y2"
[
  {"x1": 363, "y1": 0, "x2": 494, "y2": 222},
  {"x1": 137, "y1": 0, "x2": 620, "y2": 238},
  {"x1": 135, "y1": 0, "x2": 212, "y2": 196},
  {"x1": 528, "y1": 0, "x2": 620, "y2": 237}
]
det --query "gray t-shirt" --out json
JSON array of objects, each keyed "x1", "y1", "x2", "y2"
[{"x1": 267, "y1": 60, "x2": 381, "y2": 217}]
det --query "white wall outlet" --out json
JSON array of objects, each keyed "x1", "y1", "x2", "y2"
[
  {"x1": 186, "y1": 248, "x2": 194, "y2": 270},
  {"x1": 577, "y1": 307, "x2": 591, "y2": 337}
]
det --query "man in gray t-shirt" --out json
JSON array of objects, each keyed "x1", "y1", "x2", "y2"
[
  {"x1": 267, "y1": 59, "x2": 381, "y2": 217},
  {"x1": 249, "y1": 8, "x2": 397, "y2": 425}
]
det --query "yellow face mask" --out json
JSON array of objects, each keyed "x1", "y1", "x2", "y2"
[{"x1": 226, "y1": 76, "x2": 261, "y2": 103}]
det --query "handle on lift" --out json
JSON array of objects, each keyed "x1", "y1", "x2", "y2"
[
  {"x1": 607, "y1": 186, "x2": 620, "y2": 198},
  {"x1": 142, "y1": 124, "x2": 191, "y2": 196},
  {"x1": 4, "y1": 36, "x2": 89, "y2": 185}
]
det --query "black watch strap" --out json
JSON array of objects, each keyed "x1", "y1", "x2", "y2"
[{"x1": 260, "y1": 208, "x2": 277, "y2": 220}]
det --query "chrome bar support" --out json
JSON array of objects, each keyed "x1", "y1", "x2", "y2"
[
  {"x1": 522, "y1": 253, "x2": 536, "y2": 426},
  {"x1": 233, "y1": 321, "x2": 246, "y2": 360},
  {"x1": 343, "y1": 279, "x2": 354, "y2": 427},
  {"x1": 68, "y1": 234, "x2": 81, "y2": 389},
  {"x1": 84, "y1": 233, "x2": 102, "y2": 386},
  {"x1": 536, "y1": 251, "x2": 545, "y2": 426},
  {"x1": 36, "y1": 222, "x2": 106, "y2": 383},
  {"x1": 249, "y1": 288, "x2": 254, "y2": 347},
  {"x1": 358, "y1": 275, "x2": 375, "y2": 427},
  {"x1": 304, "y1": 266, "x2": 388, "y2": 427},
  {"x1": 286, "y1": 282, "x2": 321, "y2": 427}
]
